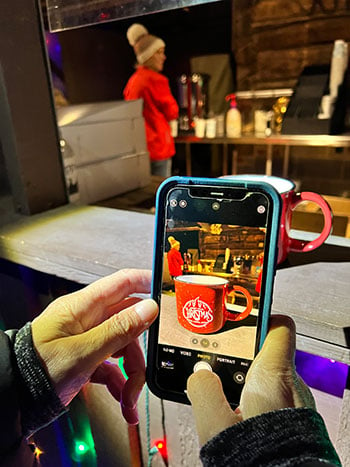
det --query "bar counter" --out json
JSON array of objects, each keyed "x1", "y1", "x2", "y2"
[
  {"x1": 0, "y1": 204, "x2": 349, "y2": 465},
  {"x1": 175, "y1": 133, "x2": 350, "y2": 177}
]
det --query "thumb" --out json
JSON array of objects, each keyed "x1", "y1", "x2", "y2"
[
  {"x1": 240, "y1": 314, "x2": 315, "y2": 419},
  {"x1": 80, "y1": 298, "x2": 158, "y2": 365},
  {"x1": 255, "y1": 314, "x2": 297, "y2": 367},
  {"x1": 187, "y1": 370, "x2": 240, "y2": 446}
]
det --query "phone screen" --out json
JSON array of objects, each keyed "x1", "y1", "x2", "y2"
[{"x1": 151, "y1": 183, "x2": 277, "y2": 406}]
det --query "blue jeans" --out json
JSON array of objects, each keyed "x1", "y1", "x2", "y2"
[{"x1": 151, "y1": 159, "x2": 172, "y2": 178}]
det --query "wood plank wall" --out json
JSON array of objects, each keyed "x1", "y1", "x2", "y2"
[{"x1": 232, "y1": 0, "x2": 350, "y2": 90}]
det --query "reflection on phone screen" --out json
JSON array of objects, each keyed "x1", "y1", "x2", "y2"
[{"x1": 155, "y1": 187, "x2": 270, "y2": 404}]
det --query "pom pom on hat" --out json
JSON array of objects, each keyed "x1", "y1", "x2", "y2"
[
  {"x1": 126, "y1": 23, "x2": 165, "y2": 65},
  {"x1": 127, "y1": 23, "x2": 148, "y2": 46}
]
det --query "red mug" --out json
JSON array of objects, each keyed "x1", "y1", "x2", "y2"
[
  {"x1": 222, "y1": 175, "x2": 333, "y2": 264},
  {"x1": 174, "y1": 275, "x2": 253, "y2": 334}
]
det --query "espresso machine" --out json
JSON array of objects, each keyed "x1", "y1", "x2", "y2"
[{"x1": 177, "y1": 73, "x2": 209, "y2": 132}]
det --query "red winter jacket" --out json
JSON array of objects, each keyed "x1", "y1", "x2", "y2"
[
  {"x1": 124, "y1": 66, "x2": 179, "y2": 161},
  {"x1": 167, "y1": 247, "x2": 184, "y2": 277}
]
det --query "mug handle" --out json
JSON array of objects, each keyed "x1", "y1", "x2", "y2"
[
  {"x1": 225, "y1": 285, "x2": 253, "y2": 322},
  {"x1": 288, "y1": 192, "x2": 333, "y2": 253}
]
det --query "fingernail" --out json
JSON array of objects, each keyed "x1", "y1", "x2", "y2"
[
  {"x1": 121, "y1": 402, "x2": 139, "y2": 425},
  {"x1": 135, "y1": 299, "x2": 158, "y2": 325}
]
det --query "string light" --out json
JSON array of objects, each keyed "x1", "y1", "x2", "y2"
[
  {"x1": 143, "y1": 331, "x2": 169, "y2": 466},
  {"x1": 74, "y1": 440, "x2": 89, "y2": 455},
  {"x1": 153, "y1": 439, "x2": 168, "y2": 462},
  {"x1": 33, "y1": 445, "x2": 44, "y2": 459}
]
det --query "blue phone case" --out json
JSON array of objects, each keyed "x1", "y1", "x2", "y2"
[{"x1": 147, "y1": 176, "x2": 282, "y2": 404}]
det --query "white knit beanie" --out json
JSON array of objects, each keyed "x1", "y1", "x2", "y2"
[{"x1": 127, "y1": 23, "x2": 165, "y2": 65}]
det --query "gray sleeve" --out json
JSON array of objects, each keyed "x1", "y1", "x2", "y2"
[
  {"x1": 200, "y1": 407, "x2": 341, "y2": 467},
  {"x1": 13, "y1": 322, "x2": 67, "y2": 436}
]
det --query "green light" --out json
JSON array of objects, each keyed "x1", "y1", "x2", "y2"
[{"x1": 74, "y1": 440, "x2": 89, "y2": 455}]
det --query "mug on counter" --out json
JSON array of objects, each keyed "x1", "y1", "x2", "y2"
[
  {"x1": 223, "y1": 175, "x2": 333, "y2": 264},
  {"x1": 174, "y1": 275, "x2": 253, "y2": 334}
]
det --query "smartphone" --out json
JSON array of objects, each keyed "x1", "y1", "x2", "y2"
[{"x1": 147, "y1": 176, "x2": 281, "y2": 407}]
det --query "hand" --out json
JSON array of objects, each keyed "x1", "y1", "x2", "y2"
[
  {"x1": 186, "y1": 315, "x2": 315, "y2": 445},
  {"x1": 31, "y1": 269, "x2": 158, "y2": 425}
]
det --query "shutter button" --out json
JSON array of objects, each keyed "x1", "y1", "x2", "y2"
[{"x1": 193, "y1": 361, "x2": 212, "y2": 373}]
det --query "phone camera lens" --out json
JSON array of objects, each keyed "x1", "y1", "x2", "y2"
[
  {"x1": 169, "y1": 199, "x2": 177, "y2": 207},
  {"x1": 179, "y1": 200, "x2": 187, "y2": 208},
  {"x1": 212, "y1": 201, "x2": 220, "y2": 211},
  {"x1": 257, "y1": 205, "x2": 266, "y2": 214}
]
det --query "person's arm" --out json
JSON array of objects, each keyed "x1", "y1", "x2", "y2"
[
  {"x1": 147, "y1": 77, "x2": 179, "y2": 121},
  {"x1": 199, "y1": 406, "x2": 340, "y2": 466},
  {"x1": 187, "y1": 316, "x2": 341, "y2": 467},
  {"x1": 0, "y1": 327, "x2": 64, "y2": 466},
  {"x1": 0, "y1": 269, "x2": 158, "y2": 464}
]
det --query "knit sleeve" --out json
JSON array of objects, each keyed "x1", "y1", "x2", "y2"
[
  {"x1": 14, "y1": 322, "x2": 67, "y2": 436},
  {"x1": 200, "y1": 407, "x2": 341, "y2": 467}
]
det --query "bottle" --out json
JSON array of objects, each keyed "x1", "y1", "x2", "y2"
[
  {"x1": 225, "y1": 94, "x2": 242, "y2": 137},
  {"x1": 183, "y1": 253, "x2": 189, "y2": 274},
  {"x1": 187, "y1": 251, "x2": 192, "y2": 271},
  {"x1": 329, "y1": 40, "x2": 348, "y2": 99}
]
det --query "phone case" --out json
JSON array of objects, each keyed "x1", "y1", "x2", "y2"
[{"x1": 147, "y1": 176, "x2": 282, "y2": 405}]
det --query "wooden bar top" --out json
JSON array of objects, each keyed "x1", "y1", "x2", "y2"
[
  {"x1": 0, "y1": 205, "x2": 154, "y2": 284},
  {"x1": 0, "y1": 204, "x2": 349, "y2": 362}
]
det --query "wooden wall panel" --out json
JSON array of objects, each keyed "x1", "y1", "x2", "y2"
[
  {"x1": 251, "y1": 17, "x2": 350, "y2": 51},
  {"x1": 255, "y1": 44, "x2": 333, "y2": 82},
  {"x1": 232, "y1": 0, "x2": 350, "y2": 90},
  {"x1": 252, "y1": 0, "x2": 350, "y2": 25}
]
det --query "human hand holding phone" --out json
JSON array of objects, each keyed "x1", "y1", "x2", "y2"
[{"x1": 186, "y1": 315, "x2": 315, "y2": 446}]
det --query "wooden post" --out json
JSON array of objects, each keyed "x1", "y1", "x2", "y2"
[
  {"x1": 265, "y1": 144, "x2": 273, "y2": 176},
  {"x1": 222, "y1": 142, "x2": 228, "y2": 175},
  {"x1": 185, "y1": 142, "x2": 192, "y2": 176},
  {"x1": 0, "y1": 0, "x2": 67, "y2": 215},
  {"x1": 282, "y1": 144, "x2": 291, "y2": 178},
  {"x1": 232, "y1": 148, "x2": 238, "y2": 174}
]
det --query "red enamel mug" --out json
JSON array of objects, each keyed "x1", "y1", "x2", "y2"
[
  {"x1": 222, "y1": 175, "x2": 333, "y2": 264},
  {"x1": 174, "y1": 275, "x2": 253, "y2": 334}
]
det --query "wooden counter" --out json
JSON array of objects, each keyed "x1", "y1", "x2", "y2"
[
  {"x1": 0, "y1": 204, "x2": 349, "y2": 465},
  {"x1": 0, "y1": 205, "x2": 155, "y2": 284},
  {"x1": 1, "y1": 205, "x2": 349, "y2": 360}
]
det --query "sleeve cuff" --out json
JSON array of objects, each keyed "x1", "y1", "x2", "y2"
[
  {"x1": 200, "y1": 407, "x2": 341, "y2": 467},
  {"x1": 14, "y1": 322, "x2": 67, "y2": 436}
]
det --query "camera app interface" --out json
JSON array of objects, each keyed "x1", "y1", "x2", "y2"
[{"x1": 156, "y1": 186, "x2": 270, "y2": 403}]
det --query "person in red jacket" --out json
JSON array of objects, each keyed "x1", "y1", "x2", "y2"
[
  {"x1": 124, "y1": 23, "x2": 179, "y2": 178},
  {"x1": 167, "y1": 236, "x2": 184, "y2": 278}
]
